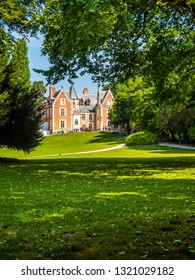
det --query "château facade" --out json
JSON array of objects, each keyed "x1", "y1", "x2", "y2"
[{"x1": 42, "y1": 84, "x2": 114, "y2": 134}]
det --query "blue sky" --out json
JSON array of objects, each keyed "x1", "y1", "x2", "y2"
[{"x1": 27, "y1": 36, "x2": 99, "y2": 96}]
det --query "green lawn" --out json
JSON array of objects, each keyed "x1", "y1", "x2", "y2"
[
  {"x1": 0, "y1": 131, "x2": 125, "y2": 159},
  {"x1": 0, "y1": 132, "x2": 195, "y2": 260}
]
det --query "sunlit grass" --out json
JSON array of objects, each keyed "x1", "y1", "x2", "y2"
[
  {"x1": 0, "y1": 132, "x2": 195, "y2": 260},
  {"x1": 0, "y1": 131, "x2": 125, "y2": 159}
]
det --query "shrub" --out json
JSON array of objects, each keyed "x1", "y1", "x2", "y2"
[{"x1": 125, "y1": 131, "x2": 158, "y2": 146}]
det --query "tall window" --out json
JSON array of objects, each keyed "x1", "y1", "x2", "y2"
[
  {"x1": 89, "y1": 114, "x2": 93, "y2": 121},
  {"x1": 89, "y1": 123, "x2": 93, "y2": 130},
  {"x1": 75, "y1": 119, "x2": 78, "y2": 125},
  {"x1": 60, "y1": 120, "x2": 65, "y2": 128},
  {"x1": 60, "y1": 108, "x2": 65, "y2": 116},
  {"x1": 81, "y1": 114, "x2": 85, "y2": 120}
]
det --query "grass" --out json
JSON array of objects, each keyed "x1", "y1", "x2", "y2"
[
  {"x1": 0, "y1": 131, "x2": 125, "y2": 159},
  {"x1": 0, "y1": 132, "x2": 195, "y2": 260}
]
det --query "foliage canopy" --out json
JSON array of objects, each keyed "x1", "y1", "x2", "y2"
[
  {"x1": 0, "y1": 39, "x2": 44, "y2": 153},
  {"x1": 0, "y1": 1, "x2": 46, "y2": 152},
  {"x1": 39, "y1": 0, "x2": 195, "y2": 98}
]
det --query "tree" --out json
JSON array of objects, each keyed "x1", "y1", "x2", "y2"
[
  {"x1": 109, "y1": 76, "x2": 155, "y2": 133},
  {"x1": 39, "y1": 0, "x2": 195, "y2": 98},
  {"x1": 0, "y1": 0, "x2": 45, "y2": 37},
  {"x1": 0, "y1": 2, "x2": 46, "y2": 153},
  {"x1": 156, "y1": 104, "x2": 195, "y2": 143},
  {"x1": 0, "y1": 38, "x2": 43, "y2": 153},
  {"x1": 30, "y1": 81, "x2": 47, "y2": 103},
  {"x1": 109, "y1": 86, "x2": 133, "y2": 133},
  {"x1": 0, "y1": 0, "x2": 45, "y2": 75}
]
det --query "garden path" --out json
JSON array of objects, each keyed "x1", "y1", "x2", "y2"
[
  {"x1": 34, "y1": 143, "x2": 126, "y2": 157},
  {"x1": 159, "y1": 143, "x2": 195, "y2": 150},
  {"x1": 33, "y1": 142, "x2": 195, "y2": 158}
]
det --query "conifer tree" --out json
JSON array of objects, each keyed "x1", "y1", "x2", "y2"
[{"x1": 0, "y1": 38, "x2": 43, "y2": 153}]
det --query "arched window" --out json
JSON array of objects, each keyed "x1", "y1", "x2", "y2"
[
  {"x1": 75, "y1": 119, "x2": 78, "y2": 125},
  {"x1": 79, "y1": 99, "x2": 84, "y2": 105}
]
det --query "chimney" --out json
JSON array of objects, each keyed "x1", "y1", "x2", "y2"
[
  {"x1": 83, "y1": 88, "x2": 88, "y2": 95},
  {"x1": 49, "y1": 84, "x2": 56, "y2": 99}
]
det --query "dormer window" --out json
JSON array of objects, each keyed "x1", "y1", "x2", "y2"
[
  {"x1": 79, "y1": 99, "x2": 84, "y2": 105},
  {"x1": 85, "y1": 98, "x2": 90, "y2": 106}
]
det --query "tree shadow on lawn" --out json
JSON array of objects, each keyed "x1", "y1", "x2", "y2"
[
  {"x1": 0, "y1": 156, "x2": 195, "y2": 260},
  {"x1": 87, "y1": 131, "x2": 125, "y2": 145},
  {"x1": 2, "y1": 156, "x2": 194, "y2": 180},
  {"x1": 0, "y1": 157, "x2": 19, "y2": 163}
]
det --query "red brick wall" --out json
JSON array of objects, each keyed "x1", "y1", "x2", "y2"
[
  {"x1": 42, "y1": 88, "x2": 115, "y2": 133},
  {"x1": 101, "y1": 91, "x2": 114, "y2": 129},
  {"x1": 53, "y1": 90, "x2": 72, "y2": 132}
]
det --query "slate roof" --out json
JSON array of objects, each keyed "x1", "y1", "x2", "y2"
[
  {"x1": 79, "y1": 106, "x2": 95, "y2": 113},
  {"x1": 69, "y1": 85, "x2": 79, "y2": 100},
  {"x1": 52, "y1": 90, "x2": 61, "y2": 98},
  {"x1": 98, "y1": 90, "x2": 107, "y2": 102},
  {"x1": 77, "y1": 94, "x2": 97, "y2": 108},
  {"x1": 50, "y1": 88, "x2": 110, "y2": 113}
]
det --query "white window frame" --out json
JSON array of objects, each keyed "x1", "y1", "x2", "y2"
[
  {"x1": 89, "y1": 114, "x2": 93, "y2": 121},
  {"x1": 60, "y1": 108, "x2": 66, "y2": 116},
  {"x1": 60, "y1": 120, "x2": 66, "y2": 129},
  {"x1": 89, "y1": 123, "x2": 93, "y2": 130}
]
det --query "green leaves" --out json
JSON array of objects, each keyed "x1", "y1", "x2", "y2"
[
  {"x1": 0, "y1": 38, "x2": 43, "y2": 152},
  {"x1": 0, "y1": 0, "x2": 45, "y2": 37},
  {"x1": 38, "y1": 0, "x2": 195, "y2": 106},
  {"x1": 109, "y1": 76, "x2": 155, "y2": 132}
]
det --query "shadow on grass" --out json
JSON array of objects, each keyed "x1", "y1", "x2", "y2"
[
  {"x1": 87, "y1": 131, "x2": 125, "y2": 145},
  {"x1": 0, "y1": 155, "x2": 195, "y2": 260},
  {"x1": 0, "y1": 157, "x2": 19, "y2": 163}
]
